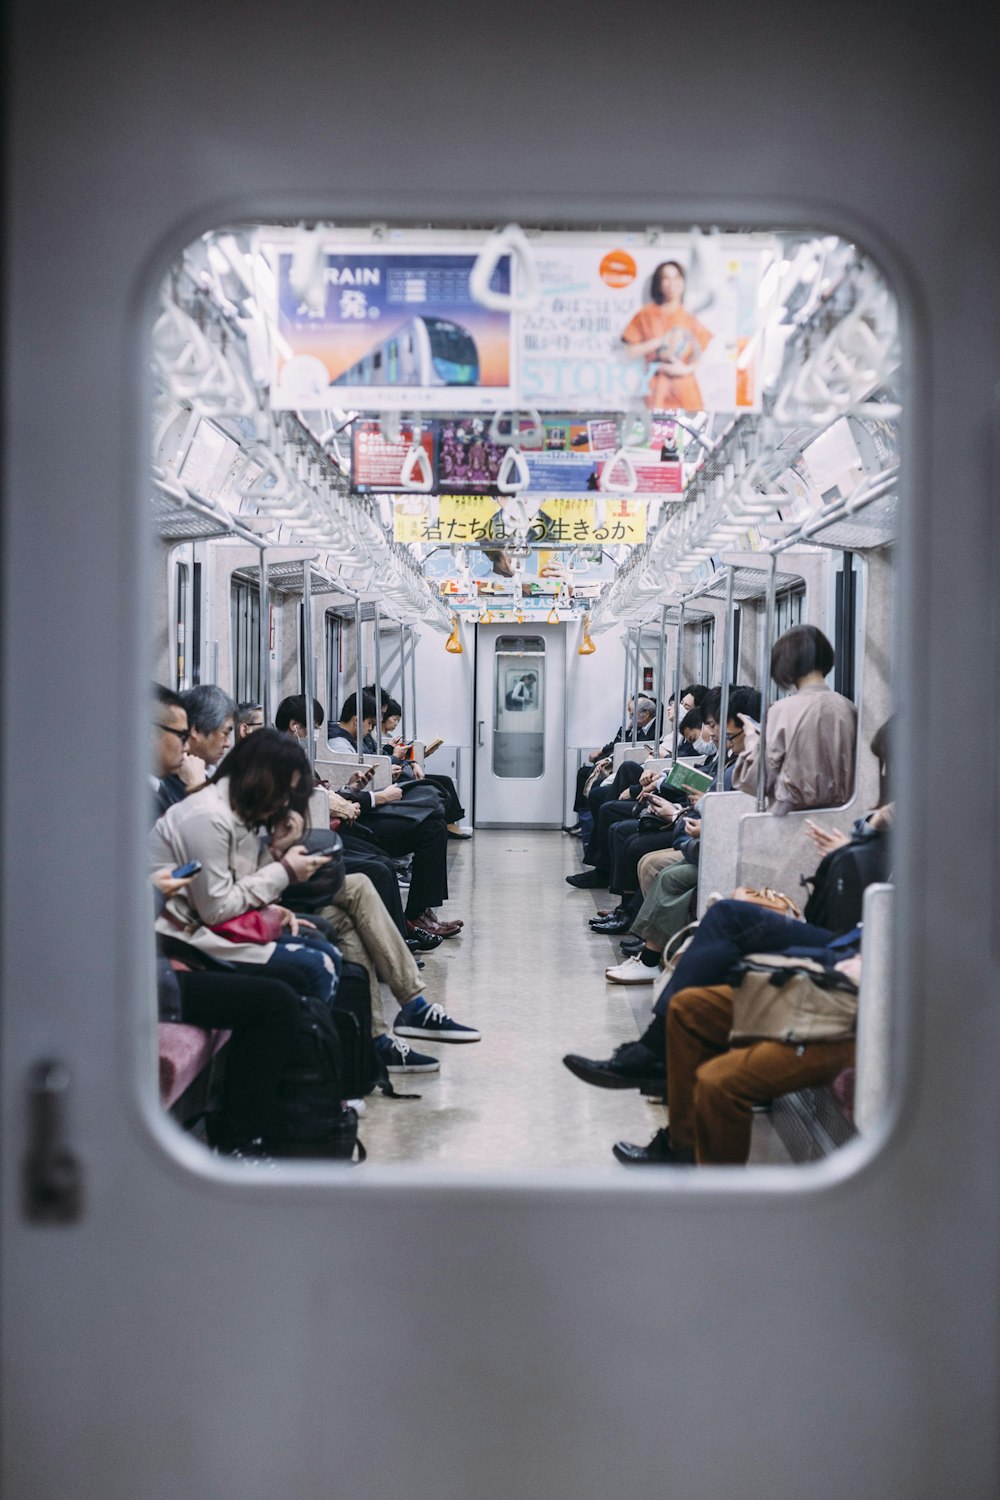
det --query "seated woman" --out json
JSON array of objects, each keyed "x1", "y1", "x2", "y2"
[
  {"x1": 151, "y1": 729, "x2": 343, "y2": 1003},
  {"x1": 732, "y1": 624, "x2": 856, "y2": 815}
]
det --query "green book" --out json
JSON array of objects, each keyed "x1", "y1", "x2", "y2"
[{"x1": 665, "y1": 761, "x2": 715, "y2": 794}]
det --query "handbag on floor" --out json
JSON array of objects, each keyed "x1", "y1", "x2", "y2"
[{"x1": 727, "y1": 952, "x2": 859, "y2": 1046}]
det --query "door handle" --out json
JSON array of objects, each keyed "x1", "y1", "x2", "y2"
[{"x1": 477, "y1": 719, "x2": 485, "y2": 747}]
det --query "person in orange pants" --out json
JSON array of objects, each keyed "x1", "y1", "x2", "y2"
[{"x1": 612, "y1": 984, "x2": 857, "y2": 1166}]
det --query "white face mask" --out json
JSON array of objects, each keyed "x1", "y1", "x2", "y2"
[{"x1": 694, "y1": 736, "x2": 715, "y2": 756}]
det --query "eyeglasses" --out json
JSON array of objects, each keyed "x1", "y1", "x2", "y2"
[{"x1": 155, "y1": 722, "x2": 189, "y2": 743}]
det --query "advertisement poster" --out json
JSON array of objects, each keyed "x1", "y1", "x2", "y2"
[
  {"x1": 271, "y1": 247, "x2": 514, "y2": 411},
  {"x1": 352, "y1": 419, "x2": 436, "y2": 493},
  {"x1": 436, "y1": 418, "x2": 506, "y2": 492},
  {"x1": 538, "y1": 496, "x2": 647, "y2": 544},
  {"x1": 516, "y1": 240, "x2": 772, "y2": 413}
]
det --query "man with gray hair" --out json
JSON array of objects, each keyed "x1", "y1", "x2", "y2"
[{"x1": 179, "y1": 685, "x2": 236, "y2": 786}]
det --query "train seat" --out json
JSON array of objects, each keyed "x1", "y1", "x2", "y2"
[{"x1": 158, "y1": 1023, "x2": 231, "y2": 1110}]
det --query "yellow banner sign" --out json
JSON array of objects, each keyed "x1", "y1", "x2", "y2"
[
  {"x1": 539, "y1": 496, "x2": 646, "y2": 544},
  {"x1": 393, "y1": 495, "x2": 501, "y2": 543}
]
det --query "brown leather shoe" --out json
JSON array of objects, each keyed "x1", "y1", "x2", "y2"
[
  {"x1": 414, "y1": 909, "x2": 463, "y2": 937},
  {"x1": 420, "y1": 908, "x2": 464, "y2": 931}
]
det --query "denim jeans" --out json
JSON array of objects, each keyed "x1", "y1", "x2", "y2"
[
  {"x1": 234, "y1": 930, "x2": 342, "y2": 1005},
  {"x1": 653, "y1": 900, "x2": 836, "y2": 1018}
]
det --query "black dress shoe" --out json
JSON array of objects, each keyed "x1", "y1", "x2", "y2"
[
  {"x1": 404, "y1": 926, "x2": 443, "y2": 951},
  {"x1": 565, "y1": 869, "x2": 611, "y2": 889},
  {"x1": 562, "y1": 822, "x2": 582, "y2": 835},
  {"x1": 612, "y1": 1128, "x2": 696, "y2": 1166},
  {"x1": 562, "y1": 1041, "x2": 662, "y2": 1093},
  {"x1": 590, "y1": 910, "x2": 632, "y2": 933},
  {"x1": 619, "y1": 936, "x2": 643, "y2": 955}
]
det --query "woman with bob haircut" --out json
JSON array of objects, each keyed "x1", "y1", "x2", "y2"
[
  {"x1": 151, "y1": 727, "x2": 343, "y2": 999},
  {"x1": 731, "y1": 624, "x2": 857, "y2": 816}
]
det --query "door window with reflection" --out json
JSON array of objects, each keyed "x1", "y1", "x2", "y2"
[{"x1": 493, "y1": 636, "x2": 545, "y2": 779}]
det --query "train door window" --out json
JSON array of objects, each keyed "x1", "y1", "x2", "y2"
[
  {"x1": 729, "y1": 606, "x2": 742, "y2": 683},
  {"x1": 326, "y1": 612, "x2": 342, "y2": 725},
  {"x1": 773, "y1": 584, "x2": 806, "y2": 699},
  {"x1": 190, "y1": 559, "x2": 202, "y2": 686},
  {"x1": 174, "y1": 561, "x2": 189, "y2": 690},
  {"x1": 697, "y1": 619, "x2": 715, "y2": 685},
  {"x1": 230, "y1": 577, "x2": 260, "y2": 702},
  {"x1": 493, "y1": 636, "x2": 545, "y2": 778},
  {"x1": 834, "y1": 553, "x2": 858, "y2": 701}
]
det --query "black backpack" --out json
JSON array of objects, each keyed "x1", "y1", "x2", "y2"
[
  {"x1": 803, "y1": 825, "x2": 890, "y2": 934},
  {"x1": 261, "y1": 994, "x2": 366, "y2": 1161}
]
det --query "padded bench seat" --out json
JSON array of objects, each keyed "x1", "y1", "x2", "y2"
[{"x1": 159, "y1": 1023, "x2": 231, "y2": 1109}]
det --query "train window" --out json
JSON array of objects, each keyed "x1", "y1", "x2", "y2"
[
  {"x1": 230, "y1": 578, "x2": 261, "y2": 702},
  {"x1": 147, "y1": 218, "x2": 900, "y2": 1177},
  {"x1": 492, "y1": 635, "x2": 545, "y2": 779},
  {"x1": 174, "y1": 561, "x2": 189, "y2": 690}
]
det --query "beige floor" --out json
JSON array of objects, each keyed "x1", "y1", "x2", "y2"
[{"x1": 359, "y1": 828, "x2": 668, "y2": 1171}]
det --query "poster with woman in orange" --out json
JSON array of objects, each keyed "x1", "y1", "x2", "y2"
[{"x1": 620, "y1": 260, "x2": 712, "y2": 410}]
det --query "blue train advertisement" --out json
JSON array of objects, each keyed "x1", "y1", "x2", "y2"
[{"x1": 271, "y1": 249, "x2": 515, "y2": 411}]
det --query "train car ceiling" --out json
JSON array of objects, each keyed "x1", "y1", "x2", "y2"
[{"x1": 150, "y1": 223, "x2": 900, "y2": 628}]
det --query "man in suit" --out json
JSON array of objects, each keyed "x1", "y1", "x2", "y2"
[
  {"x1": 151, "y1": 683, "x2": 191, "y2": 820},
  {"x1": 328, "y1": 693, "x2": 462, "y2": 939}
]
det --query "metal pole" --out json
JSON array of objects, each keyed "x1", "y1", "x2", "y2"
[
  {"x1": 630, "y1": 626, "x2": 642, "y2": 747},
  {"x1": 756, "y1": 553, "x2": 778, "y2": 811},
  {"x1": 301, "y1": 560, "x2": 315, "y2": 773},
  {"x1": 620, "y1": 626, "x2": 631, "y2": 752},
  {"x1": 372, "y1": 604, "x2": 383, "y2": 752},
  {"x1": 655, "y1": 605, "x2": 667, "y2": 744},
  {"x1": 716, "y1": 567, "x2": 735, "y2": 791},
  {"x1": 258, "y1": 550, "x2": 270, "y2": 726},
  {"x1": 354, "y1": 597, "x2": 364, "y2": 763},
  {"x1": 398, "y1": 620, "x2": 407, "y2": 739},
  {"x1": 671, "y1": 603, "x2": 685, "y2": 761},
  {"x1": 409, "y1": 626, "x2": 418, "y2": 740}
]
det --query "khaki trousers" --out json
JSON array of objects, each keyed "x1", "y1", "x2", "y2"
[
  {"x1": 637, "y1": 845, "x2": 684, "y2": 895},
  {"x1": 666, "y1": 985, "x2": 857, "y2": 1165},
  {"x1": 323, "y1": 872, "x2": 423, "y2": 1034}
]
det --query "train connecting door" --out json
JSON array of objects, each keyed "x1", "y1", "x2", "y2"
[
  {"x1": 4, "y1": 5, "x2": 1000, "y2": 1500},
  {"x1": 473, "y1": 623, "x2": 565, "y2": 827}
]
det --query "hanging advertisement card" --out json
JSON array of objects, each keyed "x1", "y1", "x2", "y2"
[
  {"x1": 516, "y1": 238, "x2": 774, "y2": 413},
  {"x1": 352, "y1": 419, "x2": 436, "y2": 492},
  {"x1": 270, "y1": 246, "x2": 515, "y2": 411},
  {"x1": 437, "y1": 418, "x2": 506, "y2": 492}
]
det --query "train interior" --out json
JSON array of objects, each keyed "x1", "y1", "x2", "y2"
[{"x1": 151, "y1": 220, "x2": 898, "y2": 1171}]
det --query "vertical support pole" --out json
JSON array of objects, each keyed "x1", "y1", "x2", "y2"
[
  {"x1": 620, "y1": 626, "x2": 631, "y2": 752},
  {"x1": 258, "y1": 549, "x2": 270, "y2": 726},
  {"x1": 398, "y1": 620, "x2": 407, "y2": 740},
  {"x1": 372, "y1": 604, "x2": 382, "y2": 751},
  {"x1": 672, "y1": 603, "x2": 685, "y2": 762},
  {"x1": 354, "y1": 596, "x2": 364, "y2": 764},
  {"x1": 409, "y1": 626, "x2": 418, "y2": 740},
  {"x1": 301, "y1": 559, "x2": 314, "y2": 773},
  {"x1": 655, "y1": 604, "x2": 667, "y2": 745},
  {"x1": 717, "y1": 567, "x2": 735, "y2": 791},
  {"x1": 757, "y1": 553, "x2": 778, "y2": 811},
  {"x1": 630, "y1": 626, "x2": 642, "y2": 746}
]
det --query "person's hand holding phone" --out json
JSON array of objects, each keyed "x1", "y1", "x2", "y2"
[
  {"x1": 151, "y1": 869, "x2": 198, "y2": 899},
  {"x1": 280, "y1": 844, "x2": 333, "y2": 882},
  {"x1": 804, "y1": 818, "x2": 850, "y2": 856}
]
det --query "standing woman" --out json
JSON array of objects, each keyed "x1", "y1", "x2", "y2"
[
  {"x1": 732, "y1": 624, "x2": 857, "y2": 816},
  {"x1": 152, "y1": 728, "x2": 342, "y2": 1000},
  {"x1": 620, "y1": 261, "x2": 713, "y2": 411}
]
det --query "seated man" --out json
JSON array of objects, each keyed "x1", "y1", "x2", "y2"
[
  {"x1": 329, "y1": 692, "x2": 462, "y2": 940},
  {"x1": 567, "y1": 694, "x2": 654, "y2": 833},
  {"x1": 151, "y1": 683, "x2": 192, "y2": 818},
  {"x1": 178, "y1": 684, "x2": 237, "y2": 787},
  {"x1": 612, "y1": 948, "x2": 862, "y2": 1166},
  {"x1": 235, "y1": 701, "x2": 265, "y2": 739},
  {"x1": 275, "y1": 694, "x2": 441, "y2": 952}
]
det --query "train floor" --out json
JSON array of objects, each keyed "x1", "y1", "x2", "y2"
[{"x1": 361, "y1": 828, "x2": 792, "y2": 1171}]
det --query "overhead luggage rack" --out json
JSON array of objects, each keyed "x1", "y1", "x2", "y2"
[
  {"x1": 232, "y1": 561, "x2": 342, "y2": 596},
  {"x1": 805, "y1": 491, "x2": 898, "y2": 551},
  {"x1": 697, "y1": 566, "x2": 804, "y2": 603},
  {"x1": 150, "y1": 488, "x2": 248, "y2": 543}
]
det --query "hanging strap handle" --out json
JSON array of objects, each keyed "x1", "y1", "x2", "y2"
[{"x1": 469, "y1": 223, "x2": 540, "y2": 312}]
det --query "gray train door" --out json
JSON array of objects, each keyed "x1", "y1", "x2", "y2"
[
  {"x1": 3, "y1": 5, "x2": 1000, "y2": 1500},
  {"x1": 474, "y1": 623, "x2": 566, "y2": 826}
]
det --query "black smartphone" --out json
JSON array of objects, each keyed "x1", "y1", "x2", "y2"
[{"x1": 170, "y1": 859, "x2": 202, "y2": 879}]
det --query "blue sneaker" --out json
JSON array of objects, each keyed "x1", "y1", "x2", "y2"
[
  {"x1": 374, "y1": 1035, "x2": 440, "y2": 1073},
  {"x1": 394, "y1": 999, "x2": 482, "y2": 1043}
]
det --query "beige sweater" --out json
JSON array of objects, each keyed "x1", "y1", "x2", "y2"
[
  {"x1": 731, "y1": 682, "x2": 857, "y2": 816},
  {"x1": 151, "y1": 778, "x2": 290, "y2": 963}
]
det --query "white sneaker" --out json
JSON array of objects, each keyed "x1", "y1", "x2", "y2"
[
  {"x1": 343, "y1": 1098, "x2": 367, "y2": 1116},
  {"x1": 605, "y1": 954, "x2": 660, "y2": 984}
]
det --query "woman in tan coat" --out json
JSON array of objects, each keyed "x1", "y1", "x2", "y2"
[{"x1": 731, "y1": 625, "x2": 857, "y2": 816}]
